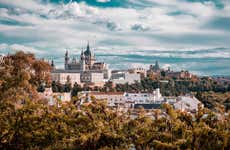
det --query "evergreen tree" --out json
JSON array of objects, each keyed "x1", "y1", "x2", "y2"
[{"x1": 71, "y1": 82, "x2": 82, "y2": 97}]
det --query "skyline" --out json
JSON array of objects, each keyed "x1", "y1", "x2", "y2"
[{"x1": 0, "y1": 0, "x2": 230, "y2": 75}]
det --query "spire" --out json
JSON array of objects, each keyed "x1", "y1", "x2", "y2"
[
  {"x1": 65, "y1": 49, "x2": 68, "y2": 57},
  {"x1": 155, "y1": 60, "x2": 159, "y2": 70},
  {"x1": 51, "y1": 59, "x2": 54, "y2": 67},
  {"x1": 84, "y1": 41, "x2": 91, "y2": 56},
  {"x1": 81, "y1": 48, "x2": 84, "y2": 55},
  {"x1": 65, "y1": 49, "x2": 69, "y2": 62},
  {"x1": 81, "y1": 48, "x2": 85, "y2": 59},
  {"x1": 87, "y1": 41, "x2": 90, "y2": 51},
  {"x1": 81, "y1": 49, "x2": 86, "y2": 71},
  {"x1": 51, "y1": 59, "x2": 55, "y2": 70},
  {"x1": 65, "y1": 49, "x2": 69, "y2": 70}
]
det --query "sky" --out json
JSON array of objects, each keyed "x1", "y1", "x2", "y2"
[{"x1": 0, "y1": 0, "x2": 229, "y2": 75}]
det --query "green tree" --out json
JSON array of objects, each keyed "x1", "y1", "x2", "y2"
[{"x1": 71, "y1": 82, "x2": 82, "y2": 97}]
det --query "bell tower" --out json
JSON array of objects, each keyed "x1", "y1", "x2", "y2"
[
  {"x1": 65, "y1": 50, "x2": 69, "y2": 70},
  {"x1": 81, "y1": 49, "x2": 86, "y2": 71},
  {"x1": 51, "y1": 59, "x2": 55, "y2": 70}
]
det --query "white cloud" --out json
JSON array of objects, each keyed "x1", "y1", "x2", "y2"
[
  {"x1": 162, "y1": 64, "x2": 171, "y2": 70},
  {"x1": 0, "y1": 0, "x2": 53, "y2": 15},
  {"x1": 0, "y1": 0, "x2": 229, "y2": 55},
  {"x1": 0, "y1": 43, "x2": 46, "y2": 55},
  {"x1": 48, "y1": 2, "x2": 99, "y2": 19},
  {"x1": 129, "y1": 63, "x2": 149, "y2": 69},
  {"x1": 96, "y1": 0, "x2": 111, "y2": 3},
  {"x1": 0, "y1": 0, "x2": 229, "y2": 75}
]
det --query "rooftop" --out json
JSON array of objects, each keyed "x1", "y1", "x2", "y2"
[{"x1": 89, "y1": 92, "x2": 124, "y2": 95}]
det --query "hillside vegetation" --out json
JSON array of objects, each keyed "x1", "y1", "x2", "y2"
[{"x1": 0, "y1": 52, "x2": 229, "y2": 150}]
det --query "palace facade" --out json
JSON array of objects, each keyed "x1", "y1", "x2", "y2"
[{"x1": 51, "y1": 43, "x2": 111, "y2": 87}]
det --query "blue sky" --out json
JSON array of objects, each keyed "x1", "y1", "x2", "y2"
[{"x1": 0, "y1": 0, "x2": 229, "y2": 75}]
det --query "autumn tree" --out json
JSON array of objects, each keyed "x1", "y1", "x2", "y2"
[{"x1": 0, "y1": 51, "x2": 51, "y2": 103}]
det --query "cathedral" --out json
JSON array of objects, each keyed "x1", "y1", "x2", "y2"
[
  {"x1": 51, "y1": 43, "x2": 111, "y2": 87},
  {"x1": 64, "y1": 42, "x2": 107, "y2": 72}
]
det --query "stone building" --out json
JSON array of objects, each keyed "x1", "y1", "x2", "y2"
[
  {"x1": 38, "y1": 88, "x2": 71, "y2": 106},
  {"x1": 147, "y1": 60, "x2": 161, "y2": 79},
  {"x1": 111, "y1": 70, "x2": 141, "y2": 84},
  {"x1": 166, "y1": 70, "x2": 193, "y2": 79},
  {"x1": 79, "y1": 88, "x2": 163, "y2": 108},
  {"x1": 128, "y1": 67, "x2": 147, "y2": 78},
  {"x1": 51, "y1": 43, "x2": 111, "y2": 87},
  {"x1": 174, "y1": 96, "x2": 203, "y2": 113}
]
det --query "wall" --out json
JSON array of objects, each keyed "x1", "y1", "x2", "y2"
[{"x1": 52, "y1": 72, "x2": 81, "y2": 85}]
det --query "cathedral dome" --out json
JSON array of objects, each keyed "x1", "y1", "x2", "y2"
[{"x1": 84, "y1": 42, "x2": 91, "y2": 56}]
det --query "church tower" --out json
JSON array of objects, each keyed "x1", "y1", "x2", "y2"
[
  {"x1": 88, "y1": 42, "x2": 96, "y2": 67},
  {"x1": 154, "y1": 60, "x2": 160, "y2": 72},
  {"x1": 83, "y1": 42, "x2": 96, "y2": 68},
  {"x1": 51, "y1": 59, "x2": 55, "y2": 70},
  {"x1": 81, "y1": 49, "x2": 86, "y2": 71},
  {"x1": 65, "y1": 50, "x2": 69, "y2": 70}
]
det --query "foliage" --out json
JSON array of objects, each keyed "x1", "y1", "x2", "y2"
[
  {"x1": 1, "y1": 96, "x2": 229, "y2": 149},
  {"x1": 0, "y1": 51, "x2": 51, "y2": 103},
  {"x1": 196, "y1": 91, "x2": 230, "y2": 111},
  {"x1": 71, "y1": 82, "x2": 82, "y2": 97},
  {"x1": 0, "y1": 52, "x2": 230, "y2": 149}
]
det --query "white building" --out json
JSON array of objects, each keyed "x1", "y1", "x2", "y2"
[
  {"x1": 79, "y1": 88, "x2": 163, "y2": 108},
  {"x1": 52, "y1": 71, "x2": 81, "y2": 85},
  {"x1": 51, "y1": 43, "x2": 110, "y2": 87},
  {"x1": 52, "y1": 70, "x2": 106, "y2": 87},
  {"x1": 0, "y1": 55, "x2": 4, "y2": 70},
  {"x1": 111, "y1": 71, "x2": 141, "y2": 84},
  {"x1": 89, "y1": 92, "x2": 125, "y2": 107},
  {"x1": 129, "y1": 67, "x2": 147, "y2": 78},
  {"x1": 0, "y1": 54, "x2": 3, "y2": 63},
  {"x1": 90, "y1": 72, "x2": 104, "y2": 83},
  {"x1": 125, "y1": 88, "x2": 163, "y2": 104},
  {"x1": 173, "y1": 96, "x2": 203, "y2": 112},
  {"x1": 38, "y1": 88, "x2": 71, "y2": 106},
  {"x1": 164, "y1": 97, "x2": 177, "y2": 104}
]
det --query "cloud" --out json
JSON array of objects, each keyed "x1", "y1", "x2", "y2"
[
  {"x1": 47, "y1": 2, "x2": 99, "y2": 19},
  {"x1": 0, "y1": 0, "x2": 53, "y2": 15},
  {"x1": 96, "y1": 0, "x2": 111, "y2": 3},
  {"x1": 0, "y1": 0, "x2": 229, "y2": 75},
  {"x1": 206, "y1": 17, "x2": 230, "y2": 30},
  {"x1": 0, "y1": 43, "x2": 46, "y2": 55},
  {"x1": 93, "y1": 20, "x2": 121, "y2": 31},
  {"x1": 131, "y1": 24, "x2": 150, "y2": 31},
  {"x1": 162, "y1": 64, "x2": 171, "y2": 70}
]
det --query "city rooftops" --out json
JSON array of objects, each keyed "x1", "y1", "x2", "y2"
[
  {"x1": 89, "y1": 92, "x2": 124, "y2": 95},
  {"x1": 52, "y1": 69, "x2": 106, "y2": 73}
]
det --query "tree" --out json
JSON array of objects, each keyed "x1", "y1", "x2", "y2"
[
  {"x1": 57, "y1": 81, "x2": 65, "y2": 93},
  {"x1": 64, "y1": 75, "x2": 72, "y2": 92},
  {"x1": 103, "y1": 81, "x2": 114, "y2": 92},
  {"x1": 0, "y1": 51, "x2": 51, "y2": 103},
  {"x1": 0, "y1": 51, "x2": 230, "y2": 149},
  {"x1": 51, "y1": 81, "x2": 58, "y2": 92},
  {"x1": 71, "y1": 82, "x2": 82, "y2": 97},
  {"x1": 37, "y1": 83, "x2": 45, "y2": 92}
]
